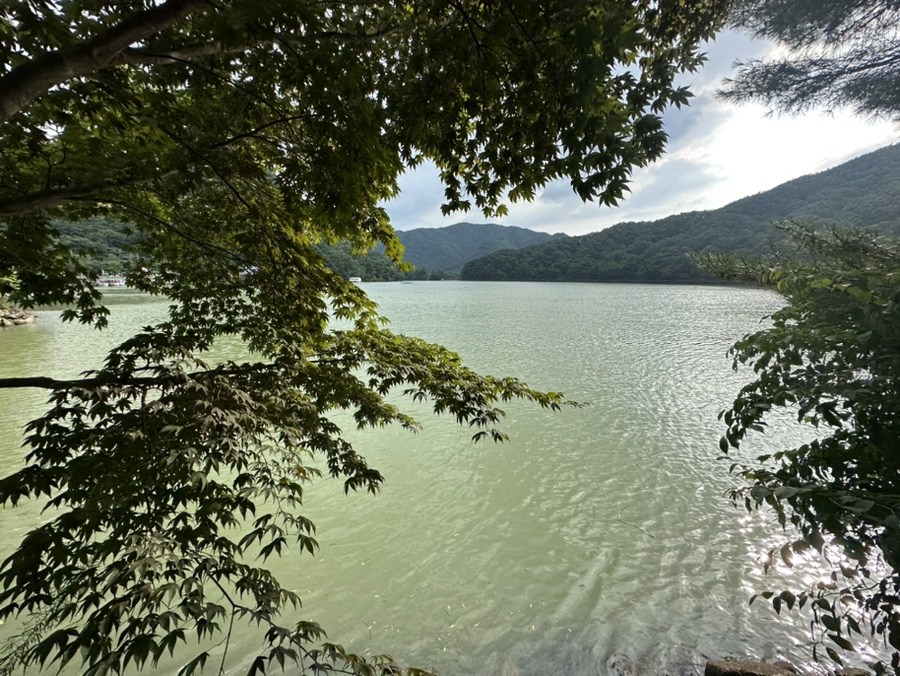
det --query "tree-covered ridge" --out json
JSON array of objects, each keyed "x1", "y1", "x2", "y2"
[
  {"x1": 60, "y1": 220, "x2": 565, "y2": 281},
  {"x1": 314, "y1": 222, "x2": 565, "y2": 280},
  {"x1": 51, "y1": 218, "x2": 421, "y2": 282},
  {"x1": 314, "y1": 241, "x2": 438, "y2": 282},
  {"x1": 461, "y1": 143, "x2": 900, "y2": 283},
  {"x1": 394, "y1": 222, "x2": 565, "y2": 276},
  {"x1": 54, "y1": 218, "x2": 141, "y2": 275}
]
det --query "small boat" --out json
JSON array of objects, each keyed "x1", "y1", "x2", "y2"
[{"x1": 348, "y1": 276, "x2": 362, "y2": 283}]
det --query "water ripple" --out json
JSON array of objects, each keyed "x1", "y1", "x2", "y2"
[{"x1": 0, "y1": 283, "x2": 876, "y2": 675}]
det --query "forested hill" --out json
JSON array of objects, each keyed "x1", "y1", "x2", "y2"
[
  {"x1": 317, "y1": 221, "x2": 565, "y2": 280},
  {"x1": 461, "y1": 143, "x2": 900, "y2": 283},
  {"x1": 395, "y1": 222, "x2": 565, "y2": 275},
  {"x1": 55, "y1": 219, "x2": 563, "y2": 281}
]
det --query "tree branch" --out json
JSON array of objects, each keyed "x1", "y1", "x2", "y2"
[
  {"x1": 0, "y1": 0, "x2": 207, "y2": 123},
  {"x1": 0, "y1": 170, "x2": 178, "y2": 216},
  {"x1": 118, "y1": 42, "x2": 250, "y2": 66},
  {"x1": 0, "y1": 356, "x2": 358, "y2": 390},
  {"x1": 0, "y1": 375, "x2": 178, "y2": 390},
  {"x1": 113, "y1": 24, "x2": 402, "y2": 67}
]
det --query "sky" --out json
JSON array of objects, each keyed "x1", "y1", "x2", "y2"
[{"x1": 383, "y1": 31, "x2": 899, "y2": 236}]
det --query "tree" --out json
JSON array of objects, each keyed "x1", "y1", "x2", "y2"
[
  {"x1": 720, "y1": 0, "x2": 900, "y2": 119},
  {"x1": 710, "y1": 1, "x2": 900, "y2": 670},
  {"x1": 0, "y1": 2, "x2": 726, "y2": 675},
  {"x1": 696, "y1": 224, "x2": 900, "y2": 672}
]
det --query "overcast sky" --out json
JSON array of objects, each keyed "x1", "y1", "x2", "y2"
[{"x1": 383, "y1": 31, "x2": 899, "y2": 236}]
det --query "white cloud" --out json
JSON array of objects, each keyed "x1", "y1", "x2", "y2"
[{"x1": 383, "y1": 31, "x2": 899, "y2": 236}]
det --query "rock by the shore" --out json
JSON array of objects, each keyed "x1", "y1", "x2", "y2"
[
  {"x1": 705, "y1": 659, "x2": 797, "y2": 676},
  {"x1": 0, "y1": 307, "x2": 36, "y2": 327}
]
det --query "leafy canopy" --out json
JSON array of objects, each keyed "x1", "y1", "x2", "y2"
[{"x1": 0, "y1": 1, "x2": 725, "y2": 675}]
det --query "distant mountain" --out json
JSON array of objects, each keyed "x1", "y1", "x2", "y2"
[
  {"x1": 461, "y1": 143, "x2": 900, "y2": 283},
  {"x1": 55, "y1": 217, "x2": 564, "y2": 282},
  {"x1": 396, "y1": 222, "x2": 565, "y2": 275},
  {"x1": 317, "y1": 222, "x2": 565, "y2": 280},
  {"x1": 55, "y1": 217, "x2": 139, "y2": 275}
]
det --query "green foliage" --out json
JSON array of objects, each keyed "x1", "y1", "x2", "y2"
[
  {"x1": 461, "y1": 143, "x2": 900, "y2": 283},
  {"x1": 696, "y1": 223, "x2": 900, "y2": 672},
  {"x1": 0, "y1": 1, "x2": 725, "y2": 675},
  {"x1": 0, "y1": 319, "x2": 566, "y2": 676},
  {"x1": 711, "y1": 3, "x2": 900, "y2": 668},
  {"x1": 0, "y1": 0, "x2": 725, "y2": 315},
  {"x1": 721, "y1": 0, "x2": 900, "y2": 119},
  {"x1": 0, "y1": 271, "x2": 16, "y2": 310}
]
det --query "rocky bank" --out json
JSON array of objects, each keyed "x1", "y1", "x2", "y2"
[{"x1": 0, "y1": 307, "x2": 36, "y2": 327}]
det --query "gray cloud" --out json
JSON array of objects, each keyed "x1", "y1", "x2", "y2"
[
  {"x1": 622, "y1": 158, "x2": 724, "y2": 213},
  {"x1": 385, "y1": 164, "x2": 448, "y2": 230},
  {"x1": 535, "y1": 179, "x2": 576, "y2": 206},
  {"x1": 662, "y1": 92, "x2": 735, "y2": 150},
  {"x1": 698, "y1": 32, "x2": 769, "y2": 84}
]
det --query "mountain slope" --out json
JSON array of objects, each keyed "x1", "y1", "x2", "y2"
[
  {"x1": 315, "y1": 222, "x2": 564, "y2": 281},
  {"x1": 56, "y1": 218, "x2": 563, "y2": 282},
  {"x1": 394, "y1": 222, "x2": 565, "y2": 275},
  {"x1": 461, "y1": 143, "x2": 900, "y2": 283}
]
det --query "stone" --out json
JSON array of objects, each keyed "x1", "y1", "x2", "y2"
[
  {"x1": 0, "y1": 308, "x2": 36, "y2": 326},
  {"x1": 706, "y1": 659, "x2": 797, "y2": 676}
]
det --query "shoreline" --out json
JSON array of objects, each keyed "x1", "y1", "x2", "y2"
[{"x1": 0, "y1": 307, "x2": 36, "y2": 327}]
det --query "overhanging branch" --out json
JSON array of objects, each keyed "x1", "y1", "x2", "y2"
[
  {"x1": 118, "y1": 42, "x2": 250, "y2": 66},
  {"x1": 0, "y1": 0, "x2": 207, "y2": 124},
  {"x1": 1, "y1": 8, "x2": 404, "y2": 126},
  {"x1": 0, "y1": 357, "x2": 357, "y2": 390},
  {"x1": 0, "y1": 170, "x2": 178, "y2": 216},
  {"x1": 0, "y1": 376, "x2": 165, "y2": 390}
]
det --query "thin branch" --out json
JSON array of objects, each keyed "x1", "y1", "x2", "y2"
[
  {"x1": 616, "y1": 515, "x2": 656, "y2": 539},
  {"x1": 0, "y1": 375, "x2": 170, "y2": 390},
  {"x1": 118, "y1": 42, "x2": 251, "y2": 66},
  {"x1": 116, "y1": 26, "x2": 400, "y2": 67},
  {"x1": 158, "y1": 129, "x2": 251, "y2": 209},
  {"x1": 0, "y1": 356, "x2": 358, "y2": 390},
  {"x1": 104, "y1": 197, "x2": 252, "y2": 266},
  {"x1": 499, "y1": 0, "x2": 563, "y2": 99},
  {"x1": 211, "y1": 115, "x2": 309, "y2": 149},
  {"x1": 308, "y1": 27, "x2": 402, "y2": 43},
  {"x1": 148, "y1": 47, "x2": 296, "y2": 137},
  {"x1": 0, "y1": 366, "x2": 249, "y2": 390}
]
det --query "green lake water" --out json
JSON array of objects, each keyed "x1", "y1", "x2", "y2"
[{"x1": 0, "y1": 282, "x2": 873, "y2": 674}]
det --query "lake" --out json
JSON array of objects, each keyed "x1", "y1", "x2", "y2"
[{"x1": 0, "y1": 282, "x2": 871, "y2": 675}]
